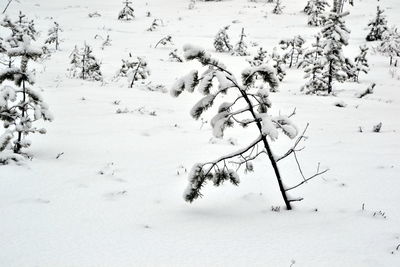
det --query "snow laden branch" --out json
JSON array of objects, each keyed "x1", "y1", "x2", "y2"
[{"x1": 171, "y1": 44, "x2": 327, "y2": 210}]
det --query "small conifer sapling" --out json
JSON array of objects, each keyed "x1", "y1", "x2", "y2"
[
  {"x1": 214, "y1": 26, "x2": 233, "y2": 53},
  {"x1": 231, "y1": 28, "x2": 249, "y2": 56},
  {"x1": 279, "y1": 35, "x2": 305, "y2": 68},
  {"x1": 45, "y1": 22, "x2": 62, "y2": 50},
  {"x1": 366, "y1": 6, "x2": 388, "y2": 42},
  {"x1": 118, "y1": 0, "x2": 135, "y2": 21},
  {"x1": 0, "y1": 36, "x2": 53, "y2": 161},
  {"x1": 353, "y1": 45, "x2": 369, "y2": 82},
  {"x1": 272, "y1": 0, "x2": 284, "y2": 15},
  {"x1": 171, "y1": 44, "x2": 327, "y2": 209}
]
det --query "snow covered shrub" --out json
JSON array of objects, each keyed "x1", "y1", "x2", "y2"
[
  {"x1": 319, "y1": 11, "x2": 351, "y2": 94},
  {"x1": 303, "y1": 0, "x2": 314, "y2": 15},
  {"x1": 114, "y1": 54, "x2": 150, "y2": 87},
  {"x1": 279, "y1": 35, "x2": 305, "y2": 68},
  {"x1": 45, "y1": 22, "x2": 62, "y2": 50},
  {"x1": 168, "y1": 49, "x2": 183, "y2": 62},
  {"x1": 366, "y1": 6, "x2": 388, "y2": 42},
  {"x1": 270, "y1": 47, "x2": 286, "y2": 82},
  {"x1": 248, "y1": 47, "x2": 268, "y2": 67},
  {"x1": 0, "y1": 36, "x2": 53, "y2": 161},
  {"x1": 214, "y1": 25, "x2": 233, "y2": 53},
  {"x1": 372, "y1": 122, "x2": 382, "y2": 133},
  {"x1": 1, "y1": 12, "x2": 38, "y2": 66},
  {"x1": 231, "y1": 28, "x2": 249, "y2": 56},
  {"x1": 171, "y1": 44, "x2": 327, "y2": 209},
  {"x1": 307, "y1": 0, "x2": 329, "y2": 26},
  {"x1": 376, "y1": 27, "x2": 400, "y2": 66},
  {"x1": 154, "y1": 35, "x2": 173, "y2": 48},
  {"x1": 101, "y1": 35, "x2": 112, "y2": 50},
  {"x1": 272, "y1": 0, "x2": 284, "y2": 15},
  {"x1": 357, "y1": 83, "x2": 375, "y2": 98},
  {"x1": 80, "y1": 44, "x2": 102, "y2": 81},
  {"x1": 15, "y1": 11, "x2": 38, "y2": 41},
  {"x1": 147, "y1": 19, "x2": 163, "y2": 31},
  {"x1": 68, "y1": 44, "x2": 102, "y2": 81},
  {"x1": 353, "y1": 45, "x2": 369, "y2": 82},
  {"x1": 300, "y1": 34, "x2": 327, "y2": 94},
  {"x1": 118, "y1": 0, "x2": 135, "y2": 21}
]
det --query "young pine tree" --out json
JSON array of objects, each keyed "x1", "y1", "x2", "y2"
[
  {"x1": 353, "y1": 45, "x2": 369, "y2": 82},
  {"x1": 16, "y1": 11, "x2": 37, "y2": 41},
  {"x1": 115, "y1": 54, "x2": 150, "y2": 87},
  {"x1": 320, "y1": 11, "x2": 351, "y2": 94},
  {"x1": 168, "y1": 49, "x2": 183, "y2": 62},
  {"x1": 1, "y1": 16, "x2": 24, "y2": 67},
  {"x1": 147, "y1": 19, "x2": 162, "y2": 32},
  {"x1": 247, "y1": 47, "x2": 268, "y2": 67},
  {"x1": 68, "y1": 44, "x2": 102, "y2": 81},
  {"x1": 45, "y1": 22, "x2": 62, "y2": 50},
  {"x1": 376, "y1": 27, "x2": 400, "y2": 66},
  {"x1": 118, "y1": 0, "x2": 135, "y2": 21},
  {"x1": 307, "y1": 0, "x2": 329, "y2": 26},
  {"x1": 300, "y1": 34, "x2": 328, "y2": 94},
  {"x1": 366, "y1": 6, "x2": 388, "y2": 42},
  {"x1": 279, "y1": 35, "x2": 305, "y2": 68},
  {"x1": 214, "y1": 26, "x2": 233, "y2": 53},
  {"x1": 101, "y1": 35, "x2": 112, "y2": 50},
  {"x1": 0, "y1": 36, "x2": 53, "y2": 162},
  {"x1": 303, "y1": 0, "x2": 314, "y2": 15},
  {"x1": 171, "y1": 44, "x2": 326, "y2": 210},
  {"x1": 154, "y1": 35, "x2": 173, "y2": 48},
  {"x1": 272, "y1": 0, "x2": 284, "y2": 15},
  {"x1": 270, "y1": 47, "x2": 286, "y2": 82},
  {"x1": 231, "y1": 28, "x2": 249, "y2": 56}
]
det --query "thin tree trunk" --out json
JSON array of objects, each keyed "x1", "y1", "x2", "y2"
[
  {"x1": 14, "y1": 79, "x2": 26, "y2": 153},
  {"x1": 289, "y1": 43, "x2": 295, "y2": 68},
  {"x1": 129, "y1": 62, "x2": 142, "y2": 88},
  {"x1": 237, "y1": 87, "x2": 292, "y2": 210},
  {"x1": 328, "y1": 60, "x2": 333, "y2": 94},
  {"x1": 82, "y1": 55, "x2": 86, "y2": 80}
]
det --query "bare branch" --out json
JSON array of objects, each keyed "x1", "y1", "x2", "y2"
[
  {"x1": 285, "y1": 168, "x2": 329, "y2": 192},
  {"x1": 276, "y1": 123, "x2": 309, "y2": 162}
]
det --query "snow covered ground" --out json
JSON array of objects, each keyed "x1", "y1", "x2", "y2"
[{"x1": 0, "y1": 0, "x2": 400, "y2": 266}]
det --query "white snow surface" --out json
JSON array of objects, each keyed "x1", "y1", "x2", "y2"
[{"x1": 0, "y1": 0, "x2": 400, "y2": 266}]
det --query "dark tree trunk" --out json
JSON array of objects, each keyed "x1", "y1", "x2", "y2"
[
  {"x1": 237, "y1": 87, "x2": 292, "y2": 210},
  {"x1": 14, "y1": 79, "x2": 26, "y2": 153}
]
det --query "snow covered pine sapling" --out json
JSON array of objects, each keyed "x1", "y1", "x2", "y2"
[
  {"x1": 353, "y1": 45, "x2": 369, "y2": 82},
  {"x1": 231, "y1": 28, "x2": 249, "y2": 56},
  {"x1": 270, "y1": 47, "x2": 286, "y2": 83},
  {"x1": 319, "y1": 11, "x2": 351, "y2": 94},
  {"x1": 366, "y1": 6, "x2": 388, "y2": 42},
  {"x1": 68, "y1": 44, "x2": 102, "y2": 81},
  {"x1": 307, "y1": 0, "x2": 329, "y2": 27},
  {"x1": 114, "y1": 53, "x2": 150, "y2": 87},
  {"x1": 45, "y1": 21, "x2": 62, "y2": 50},
  {"x1": 279, "y1": 35, "x2": 305, "y2": 68},
  {"x1": 272, "y1": 0, "x2": 284, "y2": 15},
  {"x1": 299, "y1": 33, "x2": 327, "y2": 93},
  {"x1": 376, "y1": 27, "x2": 400, "y2": 66},
  {"x1": 118, "y1": 0, "x2": 135, "y2": 21},
  {"x1": 214, "y1": 25, "x2": 233, "y2": 53},
  {"x1": 171, "y1": 44, "x2": 327, "y2": 210},
  {"x1": 154, "y1": 35, "x2": 173, "y2": 48},
  {"x1": 0, "y1": 36, "x2": 53, "y2": 163}
]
